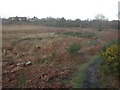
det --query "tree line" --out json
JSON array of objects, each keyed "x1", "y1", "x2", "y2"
[{"x1": 2, "y1": 14, "x2": 118, "y2": 30}]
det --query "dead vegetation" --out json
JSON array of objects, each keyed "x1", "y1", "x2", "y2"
[{"x1": 2, "y1": 24, "x2": 118, "y2": 88}]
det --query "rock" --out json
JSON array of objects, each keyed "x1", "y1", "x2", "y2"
[
  {"x1": 26, "y1": 61, "x2": 32, "y2": 65},
  {"x1": 17, "y1": 62, "x2": 25, "y2": 66},
  {"x1": 17, "y1": 61, "x2": 32, "y2": 66},
  {"x1": 11, "y1": 66, "x2": 22, "y2": 73},
  {"x1": 93, "y1": 36, "x2": 97, "y2": 39},
  {"x1": 17, "y1": 63, "x2": 20, "y2": 66},
  {"x1": 21, "y1": 62, "x2": 26, "y2": 65}
]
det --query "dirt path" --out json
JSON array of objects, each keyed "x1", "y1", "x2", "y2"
[{"x1": 82, "y1": 59, "x2": 102, "y2": 88}]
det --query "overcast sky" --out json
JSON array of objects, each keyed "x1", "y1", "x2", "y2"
[{"x1": 0, "y1": 0, "x2": 119, "y2": 20}]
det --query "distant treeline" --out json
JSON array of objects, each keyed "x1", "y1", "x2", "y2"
[{"x1": 2, "y1": 17, "x2": 118, "y2": 29}]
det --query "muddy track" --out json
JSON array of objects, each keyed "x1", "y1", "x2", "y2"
[{"x1": 82, "y1": 59, "x2": 102, "y2": 88}]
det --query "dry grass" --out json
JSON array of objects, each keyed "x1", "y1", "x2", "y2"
[{"x1": 2, "y1": 24, "x2": 118, "y2": 88}]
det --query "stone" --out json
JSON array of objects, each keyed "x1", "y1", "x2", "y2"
[{"x1": 26, "y1": 61, "x2": 32, "y2": 65}]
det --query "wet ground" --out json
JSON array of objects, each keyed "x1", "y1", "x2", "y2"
[{"x1": 82, "y1": 59, "x2": 102, "y2": 88}]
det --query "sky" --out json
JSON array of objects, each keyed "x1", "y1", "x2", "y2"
[{"x1": 0, "y1": 0, "x2": 119, "y2": 20}]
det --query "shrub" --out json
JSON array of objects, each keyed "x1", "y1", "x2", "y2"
[
  {"x1": 63, "y1": 32, "x2": 95, "y2": 38},
  {"x1": 66, "y1": 43, "x2": 82, "y2": 54},
  {"x1": 101, "y1": 44, "x2": 119, "y2": 78},
  {"x1": 101, "y1": 40, "x2": 118, "y2": 52},
  {"x1": 12, "y1": 37, "x2": 42, "y2": 45},
  {"x1": 98, "y1": 29, "x2": 102, "y2": 31},
  {"x1": 89, "y1": 40, "x2": 98, "y2": 46},
  {"x1": 80, "y1": 32, "x2": 95, "y2": 38},
  {"x1": 35, "y1": 45, "x2": 41, "y2": 49},
  {"x1": 33, "y1": 58, "x2": 49, "y2": 65}
]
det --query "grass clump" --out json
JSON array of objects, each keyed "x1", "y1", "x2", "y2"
[
  {"x1": 101, "y1": 40, "x2": 118, "y2": 52},
  {"x1": 33, "y1": 58, "x2": 49, "y2": 65},
  {"x1": 12, "y1": 37, "x2": 42, "y2": 45},
  {"x1": 35, "y1": 45, "x2": 41, "y2": 49},
  {"x1": 63, "y1": 32, "x2": 95, "y2": 38},
  {"x1": 18, "y1": 37, "x2": 42, "y2": 42},
  {"x1": 18, "y1": 70, "x2": 27, "y2": 88},
  {"x1": 88, "y1": 40, "x2": 99, "y2": 46},
  {"x1": 66, "y1": 43, "x2": 82, "y2": 55}
]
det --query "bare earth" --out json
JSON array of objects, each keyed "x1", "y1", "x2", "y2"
[
  {"x1": 82, "y1": 59, "x2": 102, "y2": 88},
  {"x1": 2, "y1": 25, "x2": 118, "y2": 88}
]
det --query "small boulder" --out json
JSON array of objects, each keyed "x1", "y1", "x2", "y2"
[{"x1": 26, "y1": 61, "x2": 32, "y2": 65}]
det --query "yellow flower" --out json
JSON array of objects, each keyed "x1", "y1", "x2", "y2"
[{"x1": 101, "y1": 44, "x2": 119, "y2": 76}]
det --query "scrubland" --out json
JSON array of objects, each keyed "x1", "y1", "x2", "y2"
[{"x1": 2, "y1": 24, "x2": 118, "y2": 88}]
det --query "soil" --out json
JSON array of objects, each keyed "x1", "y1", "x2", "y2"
[
  {"x1": 2, "y1": 25, "x2": 118, "y2": 88},
  {"x1": 82, "y1": 59, "x2": 102, "y2": 88}
]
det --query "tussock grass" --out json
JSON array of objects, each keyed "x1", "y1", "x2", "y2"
[
  {"x1": 66, "y1": 43, "x2": 82, "y2": 55},
  {"x1": 12, "y1": 37, "x2": 42, "y2": 45},
  {"x1": 63, "y1": 32, "x2": 95, "y2": 38},
  {"x1": 101, "y1": 40, "x2": 118, "y2": 52},
  {"x1": 18, "y1": 69, "x2": 27, "y2": 88},
  {"x1": 88, "y1": 40, "x2": 99, "y2": 46}
]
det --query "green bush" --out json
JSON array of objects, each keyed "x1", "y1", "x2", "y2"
[
  {"x1": 66, "y1": 43, "x2": 82, "y2": 54},
  {"x1": 12, "y1": 37, "x2": 42, "y2": 45},
  {"x1": 20, "y1": 37, "x2": 42, "y2": 41},
  {"x1": 89, "y1": 40, "x2": 98, "y2": 46},
  {"x1": 101, "y1": 40, "x2": 118, "y2": 52},
  {"x1": 63, "y1": 32, "x2": 95, "y2": 38},
  {"x1": 35, "y1": 45, "x2": 41, "y2": 49}
]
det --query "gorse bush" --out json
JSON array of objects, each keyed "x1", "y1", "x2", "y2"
[
  {"x1": 66, "y1": 43, "x2": 82, "y2": 54},
  {"x1": 101, "y1": 44, "x2": 119, "y2": 78}
]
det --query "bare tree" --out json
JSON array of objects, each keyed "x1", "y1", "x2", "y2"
[
  {"x1": 94, "y1": 14, "x2": 108, "y2": 30},
  {"x1": 95, "y1": 14, "x2": 108, "y2": 21}
]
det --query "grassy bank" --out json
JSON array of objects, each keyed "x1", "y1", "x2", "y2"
[{"x1": 70, "y1": 55, "x2": 101, "y2": 88}]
